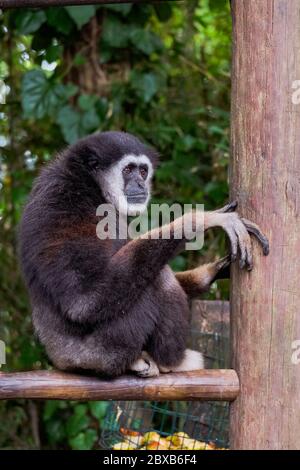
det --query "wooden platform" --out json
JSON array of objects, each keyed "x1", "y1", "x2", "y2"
[{"x1": 0, "y1": 369, "x2": 239, "y2": 401}]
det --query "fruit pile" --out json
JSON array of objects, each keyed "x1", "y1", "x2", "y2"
[{"x1": 112, "y1": 429, "x2": 225, "y2": 450}]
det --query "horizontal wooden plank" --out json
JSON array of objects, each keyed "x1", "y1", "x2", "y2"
[
  {"x1": 0, "y1": 0, "x2": 159, "y2": 8},
  {"x1": 0, "y1": 369, "x2": 239, "y2": 401}
]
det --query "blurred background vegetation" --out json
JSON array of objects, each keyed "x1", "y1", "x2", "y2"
[{"x1": 0, "y1": 0, "x2": 231, "y2": 449}]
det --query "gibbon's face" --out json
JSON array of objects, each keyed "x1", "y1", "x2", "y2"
[{"x1": 100, "y1": 154, "x2": 154, "y2": 216}]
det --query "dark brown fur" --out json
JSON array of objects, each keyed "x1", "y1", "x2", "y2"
[
  {"x1": 18, "y1": 132, "x2": 192, "y2": 376},
  {"x1": 19, "y1": 131, "x2": 269, "y2": 377}
]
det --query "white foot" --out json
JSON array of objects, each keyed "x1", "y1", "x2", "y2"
[
  {"x1": 159, "y1": 349, "x2": 204, "y2": 373},
  {"x1": 129, "y1": 351, "x2": 160, "y2": 377}
]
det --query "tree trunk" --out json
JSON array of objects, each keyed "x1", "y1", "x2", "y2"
[
  {"x1": 63, "y1": 14, "x2": 108, "y2": 96},
  {"x1": 230, "y1": 0, "x2": 300, "y2": 449}
]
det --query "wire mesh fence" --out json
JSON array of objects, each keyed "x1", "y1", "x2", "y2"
[{"x1": 100, "y1": 307, "x2": 230, "y2": 450}]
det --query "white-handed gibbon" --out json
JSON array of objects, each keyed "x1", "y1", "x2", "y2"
[{"x1": 18, "y1": 132, "x2": 269, "y2": 377}]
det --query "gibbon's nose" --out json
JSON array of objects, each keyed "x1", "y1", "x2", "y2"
[{"x1": 125, "y1": 177, "x2": 147, "y2": 196}]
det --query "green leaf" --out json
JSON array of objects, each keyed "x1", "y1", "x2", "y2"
[
  {"x1": 45, "y1": 44, "x2": 63, "y2": 63},
  {"x1": 43, "y1": 400, "x2": 61, "y2": 421},
  {"x1": 56, "y1": 104, "x2": 100, "y2": 144},
  {"x1": 78, "y1": 94, "x2": 98, "y2": 112},
  {"x1": 176, "y1": 135, "x2": 197, "y2": 152},
  {"x1": 208, "y1": 0, "x2": 227, "y2": 11},
  {"x1": 15, "y1": 10, "x2": 46, "y2": 35},
  {"x1": 65, "y1": 6, "x2": 96, "y2": 29},
  {"x1": 81, "y1": 108, "x2": 100, "y2": 130},
  {"x1": 95, "y1": 97, "x2": 108, "y2": 120},
  {"x1": 66, "y1": 404, "x2": 89, "y2": 437},
  {"x1": 69, "y1": 429, "x2": 97, "y2": 450},
  {"x1": 129, "y1": 29, "x2": 163, "y2": 55},
  {"x1": 102, "y1": 16, "x2": 129, "y2": 48},
  {"x1": 64, "y1": 83, "x2": 79, "y2": 99},
  {"x1": 46, "y1": 7, "x2": 74, "y2": 35},
  {"x1": 21, "y1": 70, "x2": 67, "y2": 119},
  {"x1": 56, "y1": 105, "x2": 81, "y2": 144},
  {"x1": 103, "y1": 4, "x2": 132, "y2": 16},
  {"x1": 89, "y1": 401, "x2": 108, "y2": 420},
  {"x1": 130, "y1": 71, "x2": 162, "y2": 103},
  {"x1": 45, "y1": 419, "x2": 66, "y2": 444}
]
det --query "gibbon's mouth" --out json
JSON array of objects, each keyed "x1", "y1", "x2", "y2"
[{"x1": 126, "y1": 193, "x2": 148, "y2": 204}]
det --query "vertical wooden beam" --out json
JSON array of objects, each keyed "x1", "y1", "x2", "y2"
[{"x1": 230, "y1": 0, "x2": 300, "y2": 449}]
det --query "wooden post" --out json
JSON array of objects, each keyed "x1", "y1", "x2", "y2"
[{"x1": 230, "y1": 0, "x2": 300, "y2": 449}]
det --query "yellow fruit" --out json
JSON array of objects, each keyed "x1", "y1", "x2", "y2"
[
  {"x1": 146, "y1": 441, "x2": 170, "y2": 450},
  {"x1": 113, "y1": 434, "x2": 144, "y2": 450},
  {"x1": 120, "y1": 427, "x2": 141, "y2": 437},
  {"x1": 113, "y1": 441, "x2": 137, "y2": 450},
  {"x1": 183, "y1": 440, "x2": 208, "y2": 450},
  {"x1": 143, "y1": 432, "x2": 161, "y2": 443},
  {"x1": 167, "y1": 432, "x2": 190, "y2": 447}
]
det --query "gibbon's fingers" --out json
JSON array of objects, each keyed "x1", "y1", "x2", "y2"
[
  {"x1": 241, "y1": 218, "x2": 270, "y2": 256},
  {"x1": 216, "y1": 200, "x2": 238, "y2": 214},
  {"x1": 232, "y1": 221, "x2": 253, "y2": 270},
  {"x1": 224, "y1": 226, "x2": 238, "y2": 262},
  {"x1": 215, "y1": 254, "x2": 231, "y2": 271}
]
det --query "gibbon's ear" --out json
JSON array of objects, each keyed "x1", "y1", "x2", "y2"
[{"x1": 86, "y1": 153, "x2": 101, "y2": 171}]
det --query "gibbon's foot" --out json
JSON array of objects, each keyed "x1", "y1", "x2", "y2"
[
  {"x1": 209, "y1": 200, "x2": 269, "y2": 271},
  {"x1": 159, "y1": 349, "x2": 204, "y2": 373},
  {"x1": 210, "y1": 254, "x2": 231, "y2": 282},
  {"x1": 129, "y1": 351, "x2": 160, "y2": 378}
]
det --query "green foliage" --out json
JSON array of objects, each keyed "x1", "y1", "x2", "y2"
[
  {"x1": 130, "y1": 71, "x2": 163, "y2": 103},
  {"x1": 21, "y1": 70, "x2": 76, "y2": 119},
  {"x1": 65, "y1": 6, "x2": 97, "y2": 29},
  {"x1": 56, "y1": 104, "x2": 100, "y2": 144},
  {"x1": 0, "y1": 0, "x2": 231, "y2": 449},
  {"x1": 42, "y1": 401, "x2": 108, "y2": 449},
  {"x1": 102, "y1": 15, "x2": 130, "y2": 48},
  {"x1": 45, "y1": 8, "x2": 74, "y2": 35},
  {"x1": 15, "y1": 10, "x2": 46, "y2": 35}
]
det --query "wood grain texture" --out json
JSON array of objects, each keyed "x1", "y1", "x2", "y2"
[
  {"x1": 230, "y1": 0, "x2": 300, "y2": 449},
  {"x1": 0, "y1": 369, "x2": 239, "y2": 401},
  {"x1": 0, "y1": 0, "x2": 157, "y2": 8}
]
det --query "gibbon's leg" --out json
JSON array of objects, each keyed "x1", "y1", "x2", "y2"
[
  {"x1": 175, "y1": 255, "x2": 231, "y2": 298},
  {"x1": 129, "y1": 351, "x2": 160, "y2": 377},
  {"x1": 144, "y1": 289, "x2": 203, "y2": 372},
  {"x1": 146, "y1": 313, "x2": 204, "y2": 373}
]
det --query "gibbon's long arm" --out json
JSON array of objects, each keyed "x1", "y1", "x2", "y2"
[
  {"x1": 45, "y1": 202, "x2": 268, "y2": 325},
  {"x1": 99, "y1": 202, "x2": 269, "y2": 316},
  {"x1": 111, "y1": 201, "x2": 269, "y2": 279}
]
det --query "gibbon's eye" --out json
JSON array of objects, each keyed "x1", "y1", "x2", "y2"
[
  {"x1": 140, "y1": 166, "x2": 148, "y2": 179},
  {"x1": 123, "y1": 164, "x2": 134, "y2": 175}
]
